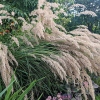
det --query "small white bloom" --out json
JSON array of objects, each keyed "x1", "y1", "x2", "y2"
[
  {"x1": 0, "y1": 4, "x2": 4, "y2": 8},
  {"x1": 11, "y1": 11, "x2": 15, "y2": 16},
  {"x1": 0, "y1": 19, "x2": 2, "y2": 25}
]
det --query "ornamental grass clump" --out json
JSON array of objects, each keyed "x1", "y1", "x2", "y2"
[
  {"x1": 26, "y1": 0, "x2": 100, "y2": 99},
  {"x1": 0, "y1": 0, "x2": 100, "y2": 100}
]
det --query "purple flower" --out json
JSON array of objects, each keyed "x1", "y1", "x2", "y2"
[
  {"x1": 57, "y1": 93, "x2": 61, "y2": 98},
  {"x1": 58, "y1": 98, "x2": 63, "y2": 100},
  {"x1": 52, "y1": 97, "x2": 57, "y2": 100},
  {"x1": 67, "y1": 94, "x2": 71, "y2": 99},
  {"x1": 61, "y1": 94, "x2": 68, "y2": 99},
  {"x1": 46, "y1": 96, "x2": 52, "y2": 100}
]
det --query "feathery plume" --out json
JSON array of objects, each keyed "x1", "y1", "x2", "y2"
[
  {"x1": 0, "y1": 43, "x2": 17, "y2": 86},
  {"x1": 80, "y1": 10, "x2": 97, "y2": 17},
  {"x1": 12, "y1": 37, "x2": 19, "y2": 47}
]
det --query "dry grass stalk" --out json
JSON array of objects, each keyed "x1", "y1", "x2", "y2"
[
  {"x1": 20, "y1": 36, "x2": 34, "y2": 48},
  {"x1": 0, "y1": 43, "x2": 17, "y2": 86},
  {"x1": 12, "y1": 36, "x2": 19, "y2": 47}
]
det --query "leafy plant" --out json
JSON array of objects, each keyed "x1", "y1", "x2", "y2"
[
  {"x1": 0, "y1": 0, "x2": 38, "y2": 13},
  {"x1": 0, "y1": 76, "x2": 38, "y2": 100}
]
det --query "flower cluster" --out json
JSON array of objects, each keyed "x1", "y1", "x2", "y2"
[{"x1": 46, "y1": 93, "x2": 71, "y2": 100}]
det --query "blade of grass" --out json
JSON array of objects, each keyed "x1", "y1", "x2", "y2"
[
  {"x1": 9, "y1": 88, "x2": 22, "y2": 100},
  {"x1": 0, "y1": 80, "x2": 15, "y2": 98},
  {"x1": 17, "y1": 80, "x2": 36, "y2": 100},
  {"x1": 5, "y1": 74, "x2": 15, "y2": 100},
  {"x1": 37, "y1": 93, "x2": 43, "y2": 100}
]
